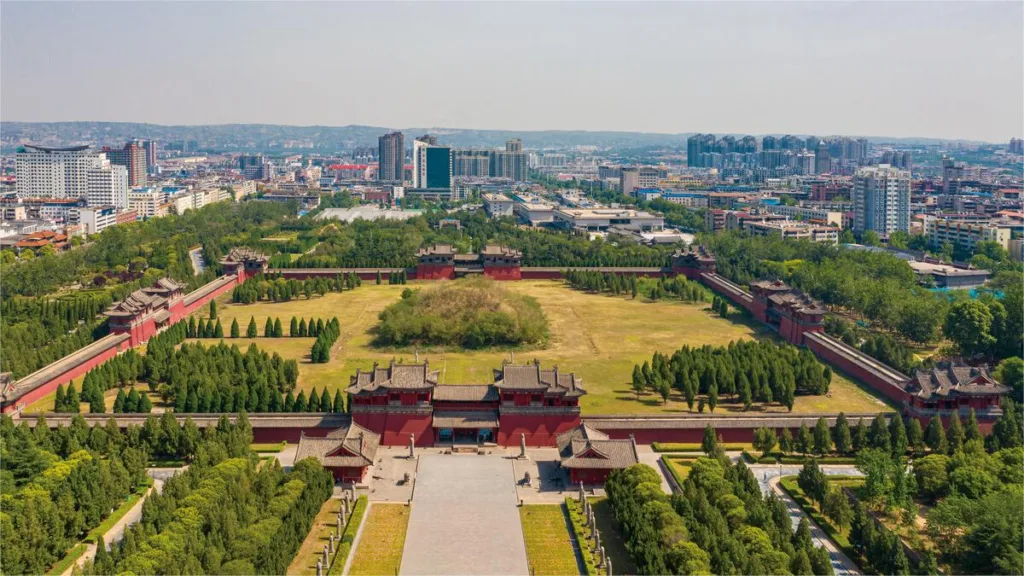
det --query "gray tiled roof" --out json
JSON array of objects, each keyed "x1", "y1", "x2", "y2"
[
  {"x1": 493, "y1": 361, "x2": 586, "y2": 398},
  {"x1": 557, "y1": 423, "x2": 638, "y2": 470},
  {"x1": 432, "y1": 410, "x2": 500, "y2": 429},
  {"x1": 347, "y1": 360, "x2": 440, "y2": 394},
  {"x1": 909, "y1": 362, "x2": 1009, "y2": 399},
  {"x1": 432, "y1": 385, "x2": 499, "y2": 402},
  {"x1": 294, "y1": 423, "x2": 380, "y2": 468},
  {"x1": 219, "y1": 247, "x2": 268, "y2": 265}
]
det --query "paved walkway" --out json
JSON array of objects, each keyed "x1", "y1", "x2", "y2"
[
  {"x1": 755, "y1": 470, "x2": 862, "y2": 576},
  {"x1": 64, "y1": 477, "x2": 166, "y2": 576},
  {"x1": 400, "y1": 454, "x2": 528, "y2": 575}
]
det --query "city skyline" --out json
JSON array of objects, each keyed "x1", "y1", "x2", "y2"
[{"x1": 2, "y1": 2, "x2": 1022, "y2": 142}]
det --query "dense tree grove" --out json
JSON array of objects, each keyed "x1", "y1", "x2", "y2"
[
  {"x1": 0, "y1": 293, "x2": 115, "y2": 379},
  {"x1": 825, "y1": 316, "x2": 920, "y2": 375},
  {"x1": 310, "y1": 318, "x2": 340, "y2": 363},
  {"x1": 564, "y1": 271, "x2": 711, "y2": 303},
  {"x1": 374, "y1": 279, "x2": 549, "y2": 349},
  {"x1": 1, "y1": 200, "x2": 295, "y2": 300},
  {"x1": 632, "y1": 340, "x2": 831, "y2": 412},
  {"x1": 88, "y1": 453, "x2": 332, "y2": 575},
  {"x1": 0, "y1": 413, "x2": 257, "y2": 574},
  {"x1": 702, "y1": 232, "x2": 948, "y2": 344},
  {"x1": 606, "y1": 459, "x2": 834, "y2": 575},
  {"x1": 231, "y1": 272, "x2": 360, "y2": 304},
  {"x1": 268, "y1": 211, "x2": 679, "y2": 269}
]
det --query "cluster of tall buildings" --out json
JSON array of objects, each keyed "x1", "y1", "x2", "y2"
[
  {"x1": 687, "y1": 134, "x2": 872, "y2": 176},
  {"x1": 15, "y1": 145, "x2": 130, "y2": 209},
  {"x1": 377, "y1": 132, "x2": 529, "y2": 189},
  {"x1": 1009, "y1": 138, "x2": 1023, "y2": 155}
]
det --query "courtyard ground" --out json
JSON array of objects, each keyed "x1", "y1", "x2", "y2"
[
  {"x1": 400, "y1": 453, "x2": 528, "y2": 575},
  {"x1": 198, "y1": 280, "x2": 888, "y2": 415},
  {"x1": 519, "y1": 505, "x2": 582, "y2": 576},
  {"x1": 347, "y1": 504, "x2": 410, "y2": 576}
]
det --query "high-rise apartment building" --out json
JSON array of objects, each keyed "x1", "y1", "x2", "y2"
[
  {"x1": 686, "y1": 134, "x2": 717, "y2": 167},
  {"x1": 795, "y1": 151, "x2": 816, "y2": 175},
  {"x1": 779, "y1": 135, "x2": 804, "y2": 152},
  {"x1": 814, "y1": 140, "x2": 831, "y2": 174},
  {"x1": 881, "y1": 151, "x2": 913, "y2": 171},
  {"x1": 762, "y1": 136, "x2": 778, "y2": 151},
  {"x1": 1010, "y1": 138, "x2": 1024, "y2": 155},
  {"x1": 87, "y1": 160, "x2": 129, "y2": 209},
  {"x1": 490, "y1": 150, "x2": 528, "y2": 181},
  {"x1": 377, "y1": 132, "x2": 405, "y2": 182},
  {"x1": 853, "y1": 164, "x2": 911, "y2": 234},
  {"x1": 942, "y1": 156, "x2": 966, "y2": 194},
  {"x1": 142, "y1": 140, "x2": 159, "y2": 172},
  {"x1": 239, "y1": 154, "x2": 268, "y2": 180},
  {"x1": 452, "y1": 150, "x2": 491, "y2": 177},
  {"x1": 104, "y1": 141, "x2": 148, "y2": 187},
  {"x1": 15, "y1": 145, "x2": 104, "y2": 200},
  {"x1": 412, "y1": 135, "x2": 452, "y2": 190},
  {"x1": 506, "y1": 138, "x2": 523, "y2": 153}
]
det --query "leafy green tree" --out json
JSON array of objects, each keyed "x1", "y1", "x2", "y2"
[
  {"x1": 869, "y1": 414, "x2": 891, "y2": 452},
  {"x1": 246, "y1": 316, "x2": 258, "y2": 338},
  {"x1": 753, "y1": 427, "x2": 777, "y2": 458},
  {"x1": 333, "y1": 390, "x2": 344, "y2": 413},
  {"x1": 798, "y1": 459, "x2": 828, "y2": 506},
  {"x1": 209, "y1": 299, "x2": 217, "y2": 320},
  {"x1": 853, "y1": 418, "x2": 869, "y2": 452},
  {"x1": 290, "y1": 316, "x2": 298, "y2": 337},
  {"x1": 779, "y1": 427, "x2": 793, "y2": 453},
  {"x1": 631, "y1": 364, "x2": 645, "y2": 398},
  {"x1": 889, "y1": 416, "x2": 907, "y2": 458},
  {"x1": 796, "y1": 423, "x2": 813, "y2": 455},
  {"x1": 214, "y1": 320, "x2": 224, "y2": 338},
  {"x1": 230, "y1": 318, "x2": 240, "y2": 338},
  {"x1": 912, "y1": 454, "x2": 950, "y2": 502},
  {"x1": 823, "y1": 486, "x2": 853, "y2": 531},
  {"x1": 833, "y1": 412, "x2": 852, "y2": 454},
  {"x1": 907, "y1": 418, "x2": 924, "y2": 452},
  {"x1": 944, "y1": 300, "x2": 996, "y2": 356},
  {"x1": 993, "y1": 356, "x2": 1023, "y2": 401},
  {"x1": 946, "y1": 412, "x2": 964, "y2": 454},
  {"x1": 320, "y1": 388, "x2": 332, "y2": 412},
  {"x1": 701, "y1": 425, "x2": 718, "y2": 455},
  {"x1": 264, "y1": 317, "x2": 275, "y2": 337},
  {"x1": 813, "y1": 417, "x2": 831, "y2": 455},
  {"x1": 964, "y1": 408, "x2": 981, "y2": 442},
  {"x1": 273, "y1": 317, "x2": 283, "y2": 338},
  {"x1": 925, "y1": 415, "x2": 947, "y2": 454}
]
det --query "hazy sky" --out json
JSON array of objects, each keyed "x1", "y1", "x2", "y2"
[{"x1": 2, "y1": 1, "x2": 1022, "y2": 141}]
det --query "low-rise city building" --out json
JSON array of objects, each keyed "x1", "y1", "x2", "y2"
[{"x1": 552, "y1": 207, "x2": 664, "y2": 231}]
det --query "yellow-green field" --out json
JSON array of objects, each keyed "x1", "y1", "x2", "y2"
[
  {"x1": 520, "y1": 505, "x2": 580, "y2": 576},
  {"x1": 347, "y1": 504, "x2": 410, "y2": 576},
  {"x1": 197, "y1": 280, "x2": 887, "y2": 415}
]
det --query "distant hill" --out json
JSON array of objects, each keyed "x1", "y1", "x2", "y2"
[{"x1": 0, "y1": 121, "x2": 993, "y2": 153}]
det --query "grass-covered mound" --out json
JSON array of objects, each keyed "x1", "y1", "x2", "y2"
[{"x1": 373, "y1": 278, "x2": 549, "y2": 348}]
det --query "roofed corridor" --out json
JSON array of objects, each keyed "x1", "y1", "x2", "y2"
[{"x1": 400, "y1": 454, "x2": 529, "y2": 575}]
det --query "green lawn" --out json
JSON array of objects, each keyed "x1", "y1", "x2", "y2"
[
  {"x1": 663, "y1": 456, "x2": 694, "y2": 486},
  {"x1": 203, "y1": 281, "x2": 889, "y2": 416},
  {"x1": 45, "y1": 544, "x2": 87, "y2": 576},
  {"x1": 348, "y1": 504, "x2": 410, "y2": 576},
  {"x1": 520, "y1": 505, "x2": 581, "y2": 576}
]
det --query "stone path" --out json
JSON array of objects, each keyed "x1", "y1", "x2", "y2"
[
  {"x1": 63, "y1": 477, "x2": 166, "y2": 576},
  {"x1": 748, "y1": 465, "x2": 863, "y2": 576},
  {"x1": 400, "y1": 454, "x2": 528, "y2": 575}
]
